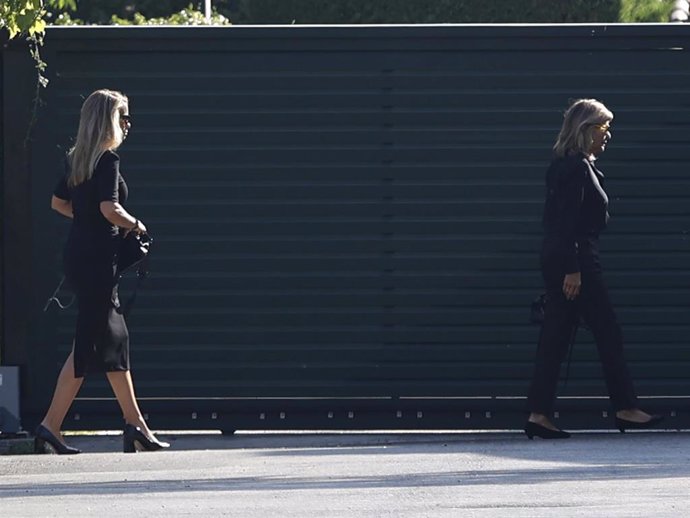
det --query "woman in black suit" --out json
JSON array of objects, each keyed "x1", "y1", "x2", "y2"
[
  {"x1": 35, "y1": 89, "x2": 169, "y2": 454},
  {"x1": 525, "y1": 98, "x2": 663, "y2": 439}
]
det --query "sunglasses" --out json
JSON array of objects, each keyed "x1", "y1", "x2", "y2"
[{"x1": 120, "y1": 114, "x2": 132, "y2": 125}]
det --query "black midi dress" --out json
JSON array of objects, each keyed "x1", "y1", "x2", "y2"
[{"x1": 53, "y1": 150, "x2": 130, "y2": 378}]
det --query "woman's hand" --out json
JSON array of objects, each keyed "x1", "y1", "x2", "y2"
[
  {"x1": 125, "y1": 219, "x2": 147, "y2": 236},
  {"x1": 562, "y1": 272, "x2": 581, "y2": 300}
]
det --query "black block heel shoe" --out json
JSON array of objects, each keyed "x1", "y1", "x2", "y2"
[
  {"x1": 524, "y1": 421, "x2": 571, "y2": 440},
  {"x1": 615, "y1": 414, "x2": 664, "y2": 433},
  {"x1": 34, "y1": 425, "x2": 81, "y2": 455},
  {"x1": 123, "y1": 424, "x2": 170, "y2": 453}
]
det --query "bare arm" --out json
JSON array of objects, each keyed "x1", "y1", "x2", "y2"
[
  {"x1": 99, "y1": 201, "x2": 146, "y2": 234},
  {"x1": 51, "y1": 195, "x2": 73, "y2": 219}
]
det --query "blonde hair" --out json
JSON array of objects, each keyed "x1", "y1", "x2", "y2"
[
  {"x1": 67, "y1": 89, "x2": 128, "y2": 187},
  {"x1": 553, "y1": 98, "x2": 613, "y2": 158}
]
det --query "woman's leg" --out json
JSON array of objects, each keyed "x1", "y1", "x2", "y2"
[
  {"x1": 106, "y1": 370, "x2": 155, "y2": 436},
  {"x1": 527, "y1": 290, "x2": 579, "y2": 425},
  {"x1": 40, "y1": 349, "x2": 84, "y2": 443},
  {"x1": 578, "y1": 272, "x2": 638, "y2": 412}
]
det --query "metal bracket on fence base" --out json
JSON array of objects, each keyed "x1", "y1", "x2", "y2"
[{"x1": 0, "y1": 367, "x2": 21, "y2": 435}]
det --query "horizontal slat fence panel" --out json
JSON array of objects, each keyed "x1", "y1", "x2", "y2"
[{"x1": 5, "y1": 24, "x2": 690, "y2": 430}]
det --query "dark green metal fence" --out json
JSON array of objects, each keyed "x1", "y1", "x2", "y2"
[{"x1": 3, "y1": 24, "x2": 690, "y2": 431}]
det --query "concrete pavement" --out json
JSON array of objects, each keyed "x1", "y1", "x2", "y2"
[{"x1": 1, "y1": 430, "x2": 689, "y2": 517}]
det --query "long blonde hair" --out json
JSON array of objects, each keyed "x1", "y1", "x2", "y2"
[
  {"x1": 553, "y1": 98, "x2": 613, "y2": 158},
  {"x1": 67, "y1": 89, "x2": 128, "y2": 187}
]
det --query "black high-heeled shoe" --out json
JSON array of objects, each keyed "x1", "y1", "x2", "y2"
[
  {"x1": 615, "y1": 414, "x2": 664, "y2": 433},
  {"x1": 34, "y1": 425, "x2": 81, "y2": 455},
  {"x1": 524, "y1": 421, "x2": 571, "y2": 440},
  {"x1": 123, "y1": 424, "x2": 170, "y2": 453}
]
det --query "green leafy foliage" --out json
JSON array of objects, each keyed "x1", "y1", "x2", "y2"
[
  {"x1": 1, "y1": 1, "x2": 76, "y2": 94},
  {"x1": 3, "y1": 0, "x2": 680, "y2": 35},
  {"x1": 49, "y1": 11, "x2": 83, "y2": 25},
  {"x1": 229, "y1": 0, "x2": 625, "y2": 24},
  {"x1": 49, "y1": 1, "x2": 229, "y2": 25},
  {"x1": 1, "y1": 1, "x2": 44, "y2": 39},
  {"x1": 227, "y1": 0, "x2": 674, "y2": 24},
  {"x1": 1, "y1": 0, "x2": 76, "y2": 39},
  {"x1": 110, "y1": 4, "x2": 230, "y2": 25},
  {"x1": 228, "y1": 0, "x2": 675, "y2": 24},
  {"x1": 8, "y1": 0, "x2": 677, "y2": 31},
  {"x1": 619, "y1": 0, "x2": 675, "y2": 22}
]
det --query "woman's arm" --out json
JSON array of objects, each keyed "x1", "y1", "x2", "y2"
[
  {"x1": 558, "y1": 160, "x2": 588, "y2": 274},
  {"x1": 99, "y1": 201, "x2": 146, "y2": 234},
  {"x1": 558, "y1": 160, "x2": 588, "y2": 300},
  {"x1": 51, "y1": 195, "x2": 73, "y2": 219}
]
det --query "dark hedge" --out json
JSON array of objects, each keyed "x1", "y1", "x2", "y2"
[{"x1": 230, "y1": 0, "x2": 621, "y2": 24}]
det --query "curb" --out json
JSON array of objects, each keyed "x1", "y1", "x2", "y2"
[{"x1": 0, "y1": 436, "x2": 34, "y2": 455}]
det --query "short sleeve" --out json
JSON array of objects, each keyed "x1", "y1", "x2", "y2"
[
  {"x1": 95, "y1": 151, "x2": 120, "y2": 203},
  {"x1": 53, "y1": 175, "x2": 71, "y2": 201},
  {"x1": 53, "y1": 156, "x2": 72, "y2": 200}
]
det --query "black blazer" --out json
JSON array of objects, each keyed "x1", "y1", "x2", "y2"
[{"x1": 541, "y1": 152, "x2": 609, "y2": 274}]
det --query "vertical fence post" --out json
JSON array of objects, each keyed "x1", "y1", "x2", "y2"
[{"x1": 205, "y1": 0, "x2": 212, "y2": 23}]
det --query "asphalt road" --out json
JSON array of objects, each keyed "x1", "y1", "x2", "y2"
[{"x1": 1, "y1": 430, "x2": 689, "y2": 517}]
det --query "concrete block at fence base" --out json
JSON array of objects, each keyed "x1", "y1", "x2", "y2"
[
  {"x1": 0, "y1": 436, "x2": 34, "y2": 455},
  {"x1": 0, "y1": 366, "x2": 21, "y2": 434}
]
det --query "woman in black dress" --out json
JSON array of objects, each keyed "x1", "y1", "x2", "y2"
[
  {"x1": 525, "y1": 98, "x2": 663, "y2": 439},
  {"x1": 35, "y1": 89, "x2": 169, "y2": 454}
]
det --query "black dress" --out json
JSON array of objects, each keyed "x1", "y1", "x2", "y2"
[{"x1": 53, "y1": 150, "x2": 130, "y2": 378}]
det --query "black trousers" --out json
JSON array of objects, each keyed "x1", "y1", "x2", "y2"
[{"x1": 527, "y1": 248, "x2": 638, "y2": 415}]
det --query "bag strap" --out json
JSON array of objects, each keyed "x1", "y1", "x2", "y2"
[
  {"x1": 120, "y1": 255, "x2": 150, "y2": 317},
  {"x1": 560, "y1": 323, "x2": 578, "y2": 391},
  {"x1": 43, "y1": 276, "x2": 75, "y2": 312},
  {"x1": 532, "y1": 293, "x2": 579, "y2": 393}
]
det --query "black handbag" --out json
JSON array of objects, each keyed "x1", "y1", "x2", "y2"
[
  {"x1": 117, "y1": 231, "x2": 152, "y2": 277},
  {"x1": 529, "y1": 291, "x2": 588, "y2": 391},
  {"x1": 44, "y1": 232, "x2": 153, "y2": 314},
  {"x1": 530, "y1": 291, "x2": 588, "y2": 329},
  {"x1": 116, "y1": 232, "x2": 153, "y2": 316}
]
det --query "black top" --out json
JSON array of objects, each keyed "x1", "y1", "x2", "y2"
[
  {"x1": 54, "y1": 150, "x2": 128, "y2": 242},
  {"x1": 541, "y1": 152, "x2": 609, "y2": 274}
]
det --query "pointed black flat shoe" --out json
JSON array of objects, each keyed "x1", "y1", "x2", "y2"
[
  {"x1": 615, "y1": 414, "x2": 664, "y2": 433},
  {"x1": 123, "y1": 424, "x2": 170, "y2": 453},
  {"x1": 34, "y1": 425, "x2": 81, "y2": 455},
  {"x1": 524, "y1": 421, "x2": 571, "y2": 440}
]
